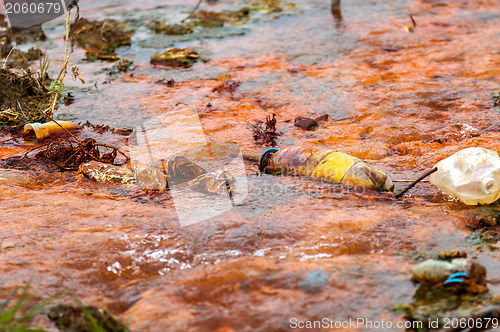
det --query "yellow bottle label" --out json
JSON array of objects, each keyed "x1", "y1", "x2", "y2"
[{"x1": 311, "y1": 152, "x2": 358, "y2": 182}]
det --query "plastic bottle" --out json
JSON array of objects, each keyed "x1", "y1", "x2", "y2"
[
  {"x1": 429, "y1": 147, "x2": 500, "y2": 205},
  {"x1": 411, "y1": 258, "x2": 486, "y2": 285},
  {"x1": 259, "y1": 146, "x2": 394, "y2": 191},
  {"x1": 24, "y1": 121, "x2": 80, "y2": 141}
]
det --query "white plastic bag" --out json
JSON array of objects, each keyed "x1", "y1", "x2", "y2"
[{"x1": 430, "y1": 147, "x2": 500, "y2": 205}]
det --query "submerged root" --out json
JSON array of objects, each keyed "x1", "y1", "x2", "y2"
[{"x1": 30, "y1": 137, "x2": 129, "y2": 170}]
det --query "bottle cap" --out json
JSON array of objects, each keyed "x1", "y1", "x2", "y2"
[{"x1": 259, "y1": 148, "x2": 279, "y2": 173}]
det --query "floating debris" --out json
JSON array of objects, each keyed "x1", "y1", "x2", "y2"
[
  {"x1": 251, "y1": 113, "x2": 280, "y2": 147},
  {"x1": 186, "y1": 170, "x2": 235, "y2": 195},
  {"x1": 411, "y1": 259, "x2": 486, "y2": 287},
  {"x1": 133, "y1": 161, "x2": 167, "y2": 190},
  {"x1": 430, "y1": 147, "x2": 500, "y2": 205},
  {"x1": 33, "y1": 137, "x2": 128, "y2": 170},
  {"x1": 150, "y1": 48, "x2": 203, "y2": 68},
  {"x1": 259, "y1": 146, "x2": 394, "y2": 191},
  {"x1": 403, "y1": 258, "x2": 491, "y2": 328},
  {"x1": 24, "y1": 121, "x2": 80, "y2": 141},
  {"x1": 164, "y1": 156, "x2": 207, "y2": 185}
]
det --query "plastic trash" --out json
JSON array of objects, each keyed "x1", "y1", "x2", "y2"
[
  {"x1": 24, "y1": 121, "x2": 80, "y2": 141},
  {"x1": 78, "y1": 158, "x2": 235, "y2": 196},
  {"x1": 259, "y1": 146, "x2": 394, "y2": 191},
  {"x1": 411, "y1": 259, "x2": 486, "y2": 285},
  {"x1": 185, "y1": 170, "x2": 235, "y2": 195},
  {"x1": 133, "y1": 161, "x2": 167, "y2": 190},
  {"x1": 430, "y1": 147, "x2": 500, "y2": 205},
  {"x1": 444, "y1": 272, "x2": 469, "y2": 285},
  {"x1": 77, "y1": 161, "x2": 135, "y2": 185}
]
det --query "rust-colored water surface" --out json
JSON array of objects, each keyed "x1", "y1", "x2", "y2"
[{"x1": 0, "y1": 0, "x2": 499, "y2": 330}]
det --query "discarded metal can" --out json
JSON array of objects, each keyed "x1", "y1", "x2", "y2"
[
  {"x1": 259, "y1": 146, "x2": 394, "y2": 191},
  {"x1": 24, "y1": 121, "x2": 80, "y2": 141},
  {"x1": 430, "y1": 147, "x2": 500, "y2": 205}
]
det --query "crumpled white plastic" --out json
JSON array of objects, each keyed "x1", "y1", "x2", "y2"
[{"x1": 430, "y1": 147, "x2": 500, "y2": 205}]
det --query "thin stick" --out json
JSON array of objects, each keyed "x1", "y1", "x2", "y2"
[
  {"x1": 38, "y1": 6, "x2": 82, "y2": 144},
  {"x1": 35, "y1": 5, "x2": 128, "y2": 164},
  {"x1": 43, "y1": 7, "x2": 72, "y2": 119},
  {"x1": 410, "y1": 14, "x2": 417, "y2": 28},
  {"x1": 394, "y1": 167, "x2": 438, "y2": 199},
  {"x1": 393, "y1": 179, "x2": 430, "y2": 183},
  {"x1": 2, "y1": 42, "x2": 17, "y2": 68},
  {"x1": 182, "y1": 0, "x2": 203, "y2": 22}
]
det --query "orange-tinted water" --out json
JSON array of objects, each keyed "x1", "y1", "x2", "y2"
[{"x1": 0, "y1": 0, "x2": 499, "y2": 330}]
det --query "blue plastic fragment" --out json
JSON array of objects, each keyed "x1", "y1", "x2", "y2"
[
  {"x1": 444, "y1": 278, "x2": 464, "y2": 285},
  {"x1": 259, "y1": 148, "x2": 280, "y2": 167},
  {"x1": 448, "y1": 272, "x2": 469, "y2": 279},
  {"x1": 444, "y1": 272, "x2": 469, "y2": 285}
]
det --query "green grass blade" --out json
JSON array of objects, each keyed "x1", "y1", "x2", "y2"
[{"x1": 18, "y1": 290, "x2": 64, "y2": 324}]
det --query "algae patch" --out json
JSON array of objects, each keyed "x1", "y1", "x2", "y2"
[
  {"x1": 150, "y1": 48, "x2": 204, "y2": 68},
  {"x1": 191, "y1": 8, "x2": 251, "y2": 27},
  {"x1": 72, "y1": 18, "x2": 133, "y2": 60}
]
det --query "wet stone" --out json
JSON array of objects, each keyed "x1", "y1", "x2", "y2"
[
  {"x1": 150, "y1": 48, "x2": 203, "y2": 68},
  {"x1": 294, "y1": 116, "x2": 318, "y2": 130}
]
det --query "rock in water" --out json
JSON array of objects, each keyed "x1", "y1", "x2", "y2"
[{"x1": 294, "y1": 116, "x2": 318, "y2": 130}]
